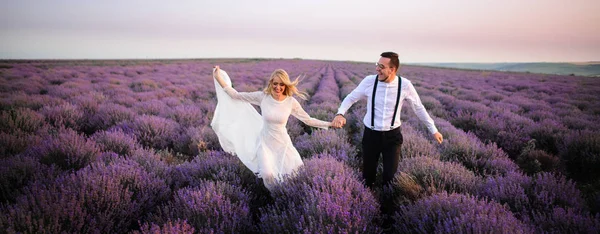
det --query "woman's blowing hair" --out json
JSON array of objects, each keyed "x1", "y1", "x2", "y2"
[{"x1": 264, "y1": 69, "x2": 308, "y2": 100}]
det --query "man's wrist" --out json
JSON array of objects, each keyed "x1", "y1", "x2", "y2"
[{"x1": 336, "y1": 113, "x2": 344, "y2": 117}]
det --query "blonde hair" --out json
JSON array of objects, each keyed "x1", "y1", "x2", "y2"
[{"x1": 263, "y1": 69, "x2": 308, "y2": 100}]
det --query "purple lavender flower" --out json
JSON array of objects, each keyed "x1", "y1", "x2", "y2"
[
  {"x1": 525, "y1": 119, "x2": 567, "y2": 155},
  {"x1": 127, "y1": 147, "x2": 171, "y2": 179},
  {"x1": 400, "y1": 124, "x2": 442, "y2": 159},
  {"x1": 393, "y1": 192, "x2": 531, "y2": 233},
  {"x1": 41, "y1": 103, "x2": 84, "y2": 130},
  {"x1": 559, "y1": 130, "x2": 600, "y2": 183},
  {"x1": 26, "y1": 127, "x2": 100, "y2": 170},
  {"x1": 90, "y1": 103, "x2": 136, "y2": 131},
  {"x1": 396, "y1": 156, "x2": 480, "y2": 196},
  {"x1": 294, "y1": 129, "x2": 356, "y2": 160},
  {"x1": 477, "y1": 171, "x2": 532, "y2": 216},
  {"x1": 286, "y1": 117, "x2": 304, "y2": 141},
  {"x1": 1, "y1": 58, "x2": 598, "y2": 233},
  {"x1": 71, "y1": 91, "x2": 105, "y2": 115},
  {"x1": 0, "y1": 155, "x2": 59, "y2": 203},
  {"x1": 0, "y1": 108, "x2": 46, "y2": 133},
  {"x1": 306, "y1": 101, "x2": 340, "y2": 121},
  {"x1": 516, "y1": 140, "x2": 560, "y2": 174},
  {"x1": 135, "y1": 219, "x2": 195, "y2": 234},
  {"x1": 123, "y1": 115, "x2": 180, "y2": 150},
  {"x1": 418, "y1": 116, "x2": 518, "y2": 176},
  {"x1": 0, "y1": 92, "x2": 64, "y2": 111},
  {"x1": 110, "y1": 93, "x2": 138, "y2": 107},
  {"x1": 133, "y1": 99, "x2": 173, "y2": 117},
  {"x1": 0, "y1": 130, "x2": 45, "y2": 157},
  {"x1": 0, "y1": 157, "x2": 170, "y2": 233},
  {"x1": 168, "y1": 150, "x2": 260, "y2": 192},
  {"x1": 149, "y1": 180, "x2": 253, "y2": 233},
  {"x1": 173, "y1": 126, "x2": 220, "y2": 155},
  {"x1": 130, "y1": 78, "x2": 160, "y2": 92},
  {"x1": 168, "y1": 104, "x2": 206, "y2": 128},
  {"x1": 260, "y1": 156, "x2": 380, "y2": 233},
  {"x1": 531, "y1": 207, "x2": 600, "y2": 233},
  {"x1": 563, "y1": 115, "x2": 595, "y2": 130},
  {"x1": 334, "y1": 69, "x2": 358, "y2": 98},
  {"x1": 530, "y1": 172, "x2": 585, "y2": 213},
  {"x1": 91, "y1": 128, "x2": 139, "y2": 156}
]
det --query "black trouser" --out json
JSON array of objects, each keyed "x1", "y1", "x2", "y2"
[{"x1": 361, "y1": 126, "x2": 403, "y2": 188}]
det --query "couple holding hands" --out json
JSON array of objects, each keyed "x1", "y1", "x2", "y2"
[{"x1": 211, "y1": 52, "x2": 443, "y2": 191}]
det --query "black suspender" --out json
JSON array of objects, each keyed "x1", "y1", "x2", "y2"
[
  {"x1": 371, "y1": 76, "x2": 378, "y2": 129},
  {"x1": 391, "y1": 77, "x2": 402, "y2": 128},
  {"x1": 371, "y1": 75, "x2": 402, "y2": 130}
]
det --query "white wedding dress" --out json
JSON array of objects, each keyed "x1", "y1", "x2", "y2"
[{"x1": 211, "y1": 69, "x2": 330, "y2": 190}]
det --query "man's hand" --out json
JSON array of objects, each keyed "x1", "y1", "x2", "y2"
[
  {"x1": 332, "y1": 114, "x2": 346, "y2": 128},
  {"x1": 433, "y1": 132, "x2": 443, "y2": 144}
]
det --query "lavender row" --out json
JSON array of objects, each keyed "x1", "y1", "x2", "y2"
[
  {"x1": 400, "y1": 111, "x2": 599, "y2": 232},
  {"x1": 1, "y1": 59, "x2": 598, "y2": 232},
  {"x1": 401, "y1": 67, "x2": 599, "y2": 186},
  {"x1": 327, "y1": 63, "x2": 599, "y2": 232}
]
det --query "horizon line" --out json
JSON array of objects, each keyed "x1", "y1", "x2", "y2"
[{"x1": 1, "y1": 57, "x2": 599, "y2": 64}]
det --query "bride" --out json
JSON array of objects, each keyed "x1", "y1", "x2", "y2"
[{"x1": 211, "y1": 66, "x2": 335, "y2": 190}]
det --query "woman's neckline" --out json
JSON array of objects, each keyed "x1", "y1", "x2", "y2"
[{"x1": 270, "y1": 94, "x2": 287, "y2": 103}]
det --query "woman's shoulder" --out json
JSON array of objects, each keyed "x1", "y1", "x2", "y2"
[
  {"x1": 287, "y1": 96, "x2": 303, "y2": 106},
  {"x1": 287, "y1": 95, "x2": 298, "y2": 102}
]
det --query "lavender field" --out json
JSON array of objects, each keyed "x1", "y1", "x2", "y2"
[{"x1": 0, "y1": 58, "x2": 599, "y2": 233}]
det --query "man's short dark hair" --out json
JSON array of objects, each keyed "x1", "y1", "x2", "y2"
[{"x1": 381, "y1": 52, "x2": 399, "y2": 71}]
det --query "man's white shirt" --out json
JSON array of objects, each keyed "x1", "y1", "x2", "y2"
[{"x1": 337, "y1": 75, "x2": 438, "y2": 134}]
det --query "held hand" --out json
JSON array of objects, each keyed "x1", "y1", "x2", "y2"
[
  {"x1": 329, "y1": 122, "x2": 340, "y2": 129},
  {"x1": 332, "y1": 114, "x2": 346, "y2": 128},
  {"x1": 433, "y1": 132, "x2": 443, "y2": 144}
]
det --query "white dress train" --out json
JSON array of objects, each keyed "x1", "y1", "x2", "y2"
[{"x1": 210, "y1": 69, "x2": 330, "y2": 190}]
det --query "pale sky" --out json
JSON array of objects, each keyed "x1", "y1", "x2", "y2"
[{"x1": 1, "y1": 0, "x2": 599, "y2": 63}]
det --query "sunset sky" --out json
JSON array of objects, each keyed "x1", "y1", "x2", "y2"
[{"x1": 1, "y1": 0, "x2": 599, "y2": 63}]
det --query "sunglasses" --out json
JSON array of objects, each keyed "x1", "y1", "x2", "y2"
[{"x1": 272, "y1": 82, "x2": 286, "y2": 87}]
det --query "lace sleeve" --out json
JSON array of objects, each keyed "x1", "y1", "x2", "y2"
[
  {"x1": 290, "y1": 98, "x2": 331, "y2": 129},
  {"x1": 223, "y1": 87, "x2": 264, "y2": 106}
]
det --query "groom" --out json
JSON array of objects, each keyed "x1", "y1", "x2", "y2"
[{"x1": 332, "y1": 51, "x2": 443, "y2": 189}]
